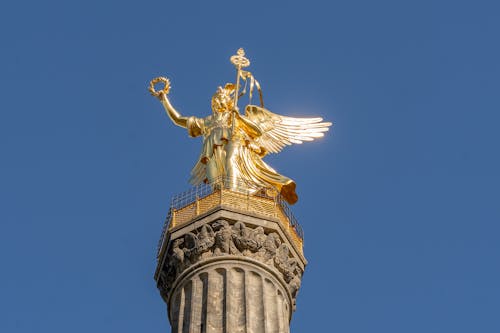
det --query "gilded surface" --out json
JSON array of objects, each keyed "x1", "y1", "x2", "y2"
[
  {"x1": 169, "y1": 187, "x2": 304, "y2": 251},
  {"x1": 150, "y1": 48, "x2": 331, "y2": 205}
]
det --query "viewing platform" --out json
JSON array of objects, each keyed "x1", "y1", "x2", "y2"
[{"x1": 156, "y1": 177, "x2": 304, "y2": 261}]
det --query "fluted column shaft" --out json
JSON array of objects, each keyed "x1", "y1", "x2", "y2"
[
  {"x1": 155, "y1": 209, "x2": 306, "y2": 333},
  {"x1": 169, "y1": 259, "x2": 291, "y2": 333}
]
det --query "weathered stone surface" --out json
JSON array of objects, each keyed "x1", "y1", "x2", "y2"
[
  {"x1": 169, "y1": 260, "x2": 291, "y2": 333},
  {"x1": 155, "y1": 207, "x2": 306, "y2": 333}
]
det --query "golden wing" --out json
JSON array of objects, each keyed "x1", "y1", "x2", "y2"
[{"x1": 245, "y1": 105, "x2": 332, "y2": 154}]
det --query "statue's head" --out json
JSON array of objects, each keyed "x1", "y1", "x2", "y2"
[{"x1": 211, "y1": 83, "x2": 235, "y2": 113}]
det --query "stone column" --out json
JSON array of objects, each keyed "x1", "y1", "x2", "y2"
[{"x1": 155, "y1": 208, "x2": 306, "y2": 333}]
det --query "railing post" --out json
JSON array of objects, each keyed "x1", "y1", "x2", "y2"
[
  {"x1": 274, "y1": 197, "x2": 278, "y2": 218},
  {"x1": 195, "y1": 197, "x2": 199, "y2": 215},
  {"x1": 219, "y1": 179, "x2": 223, "y2": 205}
]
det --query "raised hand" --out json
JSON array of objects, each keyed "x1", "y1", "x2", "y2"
[{"x1": 149, "y1": 77, "x2": 171, "y2": 101}]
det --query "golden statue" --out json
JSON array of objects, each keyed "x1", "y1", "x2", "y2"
[{"x1": 150, "y1": 49, "x2": 331, "y2": 205}]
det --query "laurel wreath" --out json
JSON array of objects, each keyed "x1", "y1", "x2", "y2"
[{"x1": 149, "y1": 77, "x2": 171, "y2": 97}]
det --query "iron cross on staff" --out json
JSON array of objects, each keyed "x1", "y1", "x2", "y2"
[{"x1": 229, "y1": 48, "x2": 251, "y2": 136}]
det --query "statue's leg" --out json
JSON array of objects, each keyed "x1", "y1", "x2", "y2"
[
  {"x1": 205, "y1": 146, "x2": 227, "y2": 185},
  {"x1": 205, "y1": 158, "x2": 217, "y2": 183},
  {"x1": 224, "y1": 141, "x2": 240, "y2": 190}
]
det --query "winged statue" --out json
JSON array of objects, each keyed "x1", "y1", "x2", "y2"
[{"x1": 149, "y1": 49, "x2": 331, "y2": 205}]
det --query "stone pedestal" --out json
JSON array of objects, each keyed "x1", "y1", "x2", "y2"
[{"x1": 155, "y1": 202, "x2": 306, "y2": 333}]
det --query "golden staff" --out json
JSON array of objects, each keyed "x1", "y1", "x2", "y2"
[{"x1": 229, "y1": 48, "x2": 250, "y2": 135}]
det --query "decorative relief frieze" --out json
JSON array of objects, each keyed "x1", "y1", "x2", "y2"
[{"x1": 158, "y1": 219, "x2": 303, "y2": 307}]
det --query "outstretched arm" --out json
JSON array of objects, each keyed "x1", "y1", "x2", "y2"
[{"x1": 158, "y1": 92, "x2": 188, "y2": 128}]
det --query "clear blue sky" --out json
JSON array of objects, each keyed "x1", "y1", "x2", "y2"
[{"x1": 1, "y1": 0, "x2": 499, "y2": 332}]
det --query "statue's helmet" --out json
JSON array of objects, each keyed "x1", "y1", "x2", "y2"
[{"x1": 211, "y1": 83, "x2": 235, "y2": 113}]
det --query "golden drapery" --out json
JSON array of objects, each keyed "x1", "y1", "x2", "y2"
[{"x1": 186, "y1": 111, "x2": 298, "y2": 204}]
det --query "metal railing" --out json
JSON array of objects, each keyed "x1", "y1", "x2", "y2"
[{"x1": 156, "y1": 177, "x2": 303, "y2": 258}]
